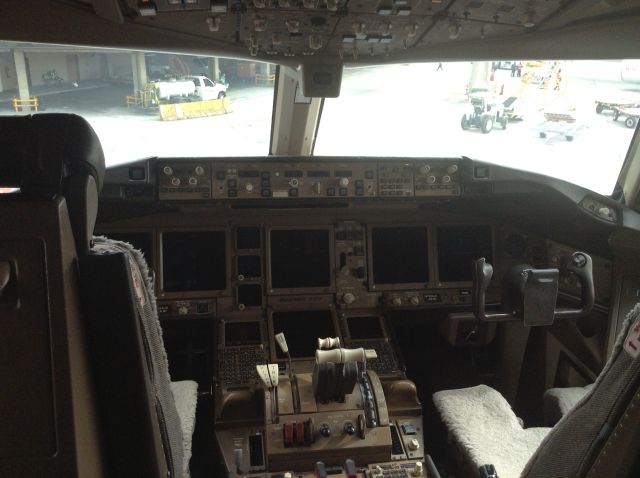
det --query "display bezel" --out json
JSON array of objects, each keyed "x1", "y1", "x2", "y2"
[
  {"x1": 341, "y1": 312, "x2": 388, "y2": 341},
  {"x1": 266, "y1": 225, "x2": 336, "y2": 295},
  {"x1": 367, "y1": 223, "x2": 435, "y2": 291},
  {"x1": 159, "y1": 227, "x2": 231, "y2": 299},
  {"x1": 435, "y1": 223, "x2": 496, "y2": 287}
]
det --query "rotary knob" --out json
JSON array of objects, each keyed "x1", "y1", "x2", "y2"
[
  {"x1": 188, "y1": 177, "x2": 197, "y2": 185},
  {"x1": 177, "y1": 305, "x2": 189, "y2": 315},
  {"x1": 339, "y1": 177, "x2": 350, "y2": 187},
  {"x1": 344, "y1": 422, "x2": 356, "y2": 435},
  {"x1": 391, "y1": 296, "x2": 402, "y2": 307},
  {"x1": 195, "y1": 165, "x2": 205, "y2": 175},
  {"x1": 447, "y1": 164, "x2": 459, "y2": 174},
  {"x1": 245, "y1": 183, "x2": 254, "y2": 192},
  {"x1": 412, "y1": 462, "x2": 423, "y2": 477},
  {"x1": 343, "y1": 292, "x2": 357, "y2": 304},
  {"x1": 427, "y1": 175, "x2": 437, "y2": 184},
  {"x1": 171, "y1": 177, "x2": 181, "y2": 186},
  {"x1": 163, "y1": 166, "x2": 173, "y2": 175},
  {"x1": 319, "y1": 424, "x2": 331, "y2": 438},
  {"x1": 408, "y1": 438, "x2": 420, "y2": 451},
  {"x1": 442, "y1": 175, "x2": 451, "y2": 184},
  {"x1": 419, "y1": 164, "x2": 431, "y2": 175},
  {"x1": 289, "y1": 178, "x2": 299, "y2": 188},
  {"x1": 409, "y1": 296, "x2": 420, "y2": 306}
]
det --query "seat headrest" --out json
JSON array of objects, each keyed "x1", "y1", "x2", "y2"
[
  {"x1": 0, "y1": 114, "x2": 106, "y2": 251},
  {"x1": 0, "y1": 114, "x2": 105, "y2": 195}
]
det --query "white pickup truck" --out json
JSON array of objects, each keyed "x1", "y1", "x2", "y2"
[{"x1": 152, "y1": 75, "x2": 227, "y2": 102}]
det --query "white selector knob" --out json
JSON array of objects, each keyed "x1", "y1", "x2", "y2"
[
  {"x1": 598, "y1": 207, "x2": 610, "y2": 216},
  {"x1": 442, "y1": 175, "x2": 451, "y2": 183},
  {"x1": 419, "y1": 164, "x2": 431, "y2": 175},
  {"x1": 343, "y1": 292, "x2": 357, "y2": 304},
  {"x1": 163, "y1": 166, "x2": 173, "y2": 175},
  {"x1": 188, "y1": 177, "x2": 197, "y2": 185},
  {"x1": 408, "y1": 438, "x2": 420, "y2": 451},
  {"x1": 339, "y1": 177, "x2": 350, "y2": 187},
  {"x1": 246, "y1": 183, "x2": 254, "y2": 192},
  {"x1": 178, "y1": 305, "x2": 189, "y2": 315},
  {"x1": 195, "y1": 165, "x2": 205, "y2": 175},
  {"x1": 171, "y1": 177, "x2": 181, "y2": 186},
  {"x1": 391, "y1": 296, "x2": 402, "y2": 306},
  {"x1": 412, "y1": 462, "x2": 423, "y2": 477},
  {"x1": 447, "y1": 164, "x2": 458, "y2": 174},
  {"x1": 289, "y1": 178, "x2": 299, "y2": 188},
  {"x1": 427, "y1": 175, "x2": 437, "y2": 184},
  {"x1": 410, "y1": 296, "x2": 420, "y2": 305}
]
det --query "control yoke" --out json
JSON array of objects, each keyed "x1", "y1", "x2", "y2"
[{"x1": 472, "y1": 252, "x2": 595, "y2": 326}]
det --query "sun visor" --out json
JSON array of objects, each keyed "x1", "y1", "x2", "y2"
[{"x1": 301, "y1": 63, "x2": 343, "y2": 98}]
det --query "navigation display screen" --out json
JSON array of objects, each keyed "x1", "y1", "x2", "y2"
[
  {"x1": 437, "y1": 225, "x2": 493, "y2": 282},
  {"x1": 272, "y1": 310, "x2": 336, "y2": 358},
  {"x1": 347, "y1": 316, "x2": 384, "y2": 340},
  {"x1": 371, "y1": 226, "x2": 429, "y2": 285},
  {"x1": 225, "y1": 322, "x2": 261, "y2": 346},
  {"x1": 270, "y1": 229, "x2": 331, "y2": 289},
  {"x1": 162, "y1": 231, "x2": 226, "y2": 292}
]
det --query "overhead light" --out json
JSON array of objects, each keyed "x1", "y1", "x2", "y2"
[
  {"x1": 206, "y1": 16, "x2": 221, "y2": 32},
  {"x1": 286, "y1": 19, "x2": 301, "y2": 33},
  {"x1": 254, "y1": 16, "x2": 268, "y2": 32},
  {"x1": 309, "y1": 33, "x2": 323, "y2": 50},
  {"x1": 326, "y1": 0, "x2": 338, "y2": 11},
  {"x1": 210, "y1": 0, "x2": 227, "y2": 13},
  {"x1": 137, "y1": 1, "x2": 157, "y2": 16},
  {"x1": 448, "y1": 19, "x2": 461, "y2": 40},
  {"x1": 523, "y1": 11, "x2": 536, "y2": 28}
]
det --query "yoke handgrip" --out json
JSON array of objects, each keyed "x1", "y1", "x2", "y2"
[
  {"x1": 472, "y1": 258, "x2": 514, "y2": 322},
  {"x1": 554, "y1": 252, "x2": 595, "y2": 319}
]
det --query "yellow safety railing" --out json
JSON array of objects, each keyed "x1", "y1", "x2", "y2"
[
  {"x1": 126, "y1": 85, "x2": 159, "y2": 108},
  {"x1": 255, "y1": 73, "x2": 276, "y2": 86},
  {"x1": 12, "y1": 97, "x2": 39, "y2": 112}
]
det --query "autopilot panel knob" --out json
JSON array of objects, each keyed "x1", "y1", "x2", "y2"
[
  {"x1": 442, "y1": 175, "x2": 451, "y2": 184},
  {"x1": 289, "y1": 178, "x2": 299, "y2": 188},
  {"x1": 447, "y1": 164, "x2": 459, "y2": 174},
  {"x1": 343, "y1": 292, "x2": 357, "y2": 304},
  {"x1": 344, "y1": 422, "x2": 356, "y2": 435},
  {"x1": 339, "y1": 177, "x2": 350, "y2": 187},
  {"x1": 427, "y1": 175, "x2": 437, "y2": 184},
  {"x1": 419, "y1": 164, "x2": 431, "y2": 175},
  {"x1": 391, "y1": 296, "x2": 403, "y2": 307},
  {"x1": 409, "y1": 296, "x2": 420, "y2": 306},
  {"x1": 245, "y1": 183, "x2": 254, "y2": 192},
  {"x1": 319, "y1": 423, "x2": 331, "y2": 438},
  {"x1": 408, "y1": 438, "x2": 420, "y2": 451},
  {"x1": 178, "y1": 305, "x2": 189, "y2": 315}
]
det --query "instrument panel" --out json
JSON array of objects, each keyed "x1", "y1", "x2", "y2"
[{"x1": 157, "y1": 160, "x2": 461, "y2": 201}]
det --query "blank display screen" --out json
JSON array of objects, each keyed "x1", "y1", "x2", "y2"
[
  {"x1": 270, "y1": 229, "x2": 331, "y2": 289},
  {"x1": 225, "y1": 322, "x2": 261, "y2": 346},
  {"x1": 437, "y1": 225, "x2": 493, "y2": 282},
  {"x1": 272, "y1": 310, "x2": 336, "y2": 358},
  {"x1": 347, "y1": 316, "x2": 384, "y2": 340},
  {"x1": 162, "y1": 231, "x2": 226, "y2": 292},
  {"x1": 371, "y1": 226, "x2": 429, "y2": 285}
]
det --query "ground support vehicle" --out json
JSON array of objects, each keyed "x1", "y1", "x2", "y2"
[
  {"x1": 537, "y1": 112, "x2": 585, "y2": 141},
  {"x1": 461, "y1": 92, "x2": 508, "y2": 133}
]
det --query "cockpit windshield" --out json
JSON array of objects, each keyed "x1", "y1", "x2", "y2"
[
  {"x1": 315, "y1": 61, "x2": 640, "y2": 195},
  {"x1": 1, "y1": 40, "x2": 637, "y2": 196}
]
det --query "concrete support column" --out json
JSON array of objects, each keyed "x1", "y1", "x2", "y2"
[
  {"x1": 131, "y1": 51, "x2": 148, "y2": 92},
  {"x1": 12, "y1": 50, "x2": 30, "y2": 99},
  {"x1": 210, "y1": 57, "x2": 220, "y2": 81}
]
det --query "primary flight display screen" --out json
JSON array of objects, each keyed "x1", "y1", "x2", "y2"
[
  {"x1": 371, "y1": 226, "x2": 429, "y2": 285},
  {"x1": 269, "y1": 229, "x2": 331, "y2": 289},
  {"x1": 437, "y1": 225, "x2": 493, "y2": 282},
  {"x1": 272, "y1": 310, "x2": 336, "y2": 358},
  {"x1": 162, "y1": 231, "x2": 226, "y2": 292}
]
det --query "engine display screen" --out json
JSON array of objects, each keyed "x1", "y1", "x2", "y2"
[
  {"x1": 269, "y1": 229, "x2": 331, "y2": 289},
  {"x1": 272, "y1": 310, "x2": 336, "y2": 359},
  {"x1": 371, "y1": 226, "x2": 429, "y2": 285},
  {"x1": 347, "y1": 316, "x2": 384, "y2": 340},
  {"x1": 225, "y1": 321, "x2": 262, "y2": 346},
  {"x1": 162, "y1": 231, "x2": 226, "y2": 292},
  {"x1": 437, "y1": 225, "x2": 493, "y2": 282}
]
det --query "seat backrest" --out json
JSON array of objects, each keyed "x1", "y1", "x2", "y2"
[
  {"x1": 522, "y1": 304, "x2": 640, "y2": 477},
  {"x1": 79, "y1": 237, "x2": 184, "y2": 477},
  {"x1": 0, "y1": 114, "x2": 106, "y2": 477}
]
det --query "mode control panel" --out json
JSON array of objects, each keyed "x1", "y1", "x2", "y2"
[
  {"x1": 378, "y1": 162, "x2": 414, "y2": 197},
  {"x1": 158, "y1": 162, "x2": 212, "y2": 200},
  {"x1": 212, "y1": 162, "x2": 377, "y2": 199},
  {"x1": 157, "y1": 299, "x2": 216, "y2": 317},
  {"x1": 414, "y1": 161, "x2": 461, "y2": 197},
  {"x1": 384, "y1": 289, "x2": 500, "y2": 307}
]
